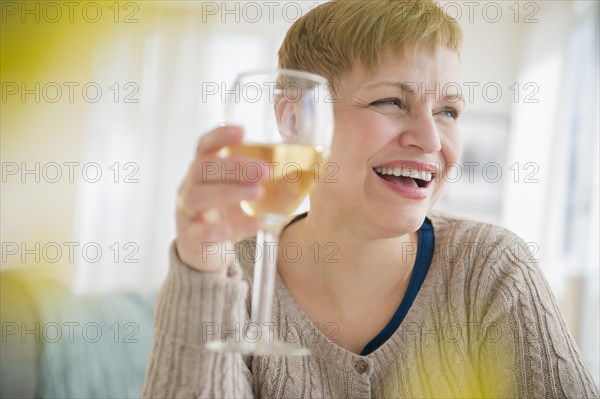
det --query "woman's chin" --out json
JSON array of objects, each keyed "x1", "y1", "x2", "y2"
[{"x1": 371, "y1": 207, "x2": 429, "y2": 236}]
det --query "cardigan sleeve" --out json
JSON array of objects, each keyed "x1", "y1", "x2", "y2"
[
  {"x1": 141, "y1": 242, "x2": 254, "y2": 399},
  {"x1": 471, "y1": 230, "x2": 599, "y2": 398}
]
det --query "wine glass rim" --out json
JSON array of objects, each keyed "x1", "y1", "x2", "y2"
[{"x1": 234, "y1": 68, "x2": 329, "y2": 86}]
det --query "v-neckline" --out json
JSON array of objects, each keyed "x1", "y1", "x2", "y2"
[{"x1": 254, "y1": 213, "x2": 443, "y2": 370}]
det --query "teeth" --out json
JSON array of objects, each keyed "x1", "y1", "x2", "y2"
[{"x1": 375, "y1": 166, "x2": 433, "y2": 181}]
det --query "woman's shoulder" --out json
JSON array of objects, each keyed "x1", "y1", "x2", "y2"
[
  {"x1": 427, "y1": 210, "x2": 522, "y2": 242},
  {"x1": 426, "y1": 210, "x2": 540, "y2": 286},
  {"x1": 426, "y1": 211, "x2": 553, "y2": 324},
  {"x1": 427, "y1": 210, "x2": 533, "y2": 261}
]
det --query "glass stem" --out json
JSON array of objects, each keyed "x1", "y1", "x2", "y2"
[{"x1": 250, "y1": 226, "x2": 280, "y2": 341}]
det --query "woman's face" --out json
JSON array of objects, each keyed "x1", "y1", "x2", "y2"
[{"x1": 312, "y1": 47, "x2": 463, "y2": 236}]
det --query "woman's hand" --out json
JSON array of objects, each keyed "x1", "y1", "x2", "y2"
[{"x1": 175, "y1": 126, "x2": 265, "y2": 276}]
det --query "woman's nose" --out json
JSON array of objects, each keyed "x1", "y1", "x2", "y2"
[{"x1": 397, "y1": 112, "x2": 442, "y2": 154}]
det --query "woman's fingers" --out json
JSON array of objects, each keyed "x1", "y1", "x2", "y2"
[
  {"x1": 179, "y1": 182, "x2": 263, "y2": 216},
  {"x1": 188, "y1": 155, "x2": 270, "y2": 184},
  {"x1": 175, "y1": 125, "x2": 267, "y2": 273},
  {"x1": 196, "y1": 125, "x2": 243, "y2": 156},
  {"x1": 176, "y1": 209, "x2": 260, "y2": 270}
]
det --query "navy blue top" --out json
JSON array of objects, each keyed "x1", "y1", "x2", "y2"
[{"x1": 360, "y1": 218, "x2": 434, "y2": 356}]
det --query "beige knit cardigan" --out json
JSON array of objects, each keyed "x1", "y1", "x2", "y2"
[{"x1": 142, "y1": 212, "x2": 599, "y2": 398}]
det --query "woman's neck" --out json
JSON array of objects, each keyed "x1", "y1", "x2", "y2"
[
  {"x1": 278, "y1": 209, "x2": 419, "y2": 299},
  {"x1": 276, "y1": 210, "x2": 422, "y2": 354}
]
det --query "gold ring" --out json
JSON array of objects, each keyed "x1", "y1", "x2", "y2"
[
  {"x1": 177, "y1": 196, "x2": 222, "y2": 223},
  {"x1": 176, "y1": 195, "x2": 195, "y2": 219}
]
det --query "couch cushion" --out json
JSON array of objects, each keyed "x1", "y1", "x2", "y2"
[
  {"x1": 0, "y1": 270, "x2": 155, "y2": 399},
  {"x1": 1, "y1": 270, "x2": 42, "y2": 399}
]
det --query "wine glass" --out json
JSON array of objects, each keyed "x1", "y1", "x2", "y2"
[{"x1": 205, "y1": 69, "x2": 334, "y2": 356}]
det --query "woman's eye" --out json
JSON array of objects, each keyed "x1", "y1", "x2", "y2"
[
  {"x1": 439, "y1": 107, "x2": 460, "y2": 120},
  {"x1": 370, "y1": 98, "x2": 404, "y2": 109}
]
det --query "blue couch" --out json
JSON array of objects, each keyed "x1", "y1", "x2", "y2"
[{"x1": 1, "y1": 270, "x2": 155, "y2": 399}]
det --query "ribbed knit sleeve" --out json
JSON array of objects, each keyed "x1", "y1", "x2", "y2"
[
  {"x1": 141, "y1": 242, "x2": 253, "y2": 399},
  {"x1": 469, "y1": 227, "x2": 600, "y2": 398}
]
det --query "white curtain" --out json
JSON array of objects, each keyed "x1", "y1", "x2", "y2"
[
  {"x1": 73, "y1": 11, "x2": 207, "y2": 295},
  {"x1": 73, "y1": 4, "x2": 294, "y2": 295}
]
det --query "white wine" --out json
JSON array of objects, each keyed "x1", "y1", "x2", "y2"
[{"x1": 222, "y1": 143, "x2": 326, "y2": 218}]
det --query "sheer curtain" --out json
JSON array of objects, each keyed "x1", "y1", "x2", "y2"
[
  {"x1": 75, "y1": 2, "x2": 277, "y2": 293},
  {"x1": 74, "y1": 10, "x2": 206, "y2": 295},
  {"x1": 73, "y1": 4, "x2": 291, "y2": 295}
]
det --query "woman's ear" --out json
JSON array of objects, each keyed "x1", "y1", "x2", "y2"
[{"x1": 275, "y1": 98, "x2": 302, "y2": 141}]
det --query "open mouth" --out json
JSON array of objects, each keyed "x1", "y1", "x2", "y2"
[{"x1": 373, "y1": 166, "x2": 434, "y2": 189}]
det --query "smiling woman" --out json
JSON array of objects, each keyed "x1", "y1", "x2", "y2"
[
  {"x1": 141, "y1": 1, "x2": 599, "y2": 398},
  {"x1": 308, "y1": 47, "x2": 463, "y2": 234}
]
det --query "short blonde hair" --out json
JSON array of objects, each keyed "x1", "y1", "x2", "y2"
[{"x1": 278, "y1": 0, "x2": 462, "y2": 81}]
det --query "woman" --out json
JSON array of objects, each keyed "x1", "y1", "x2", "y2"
[{"x1": 142, "y1": 1, "x2": 599, "y2": 397}]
